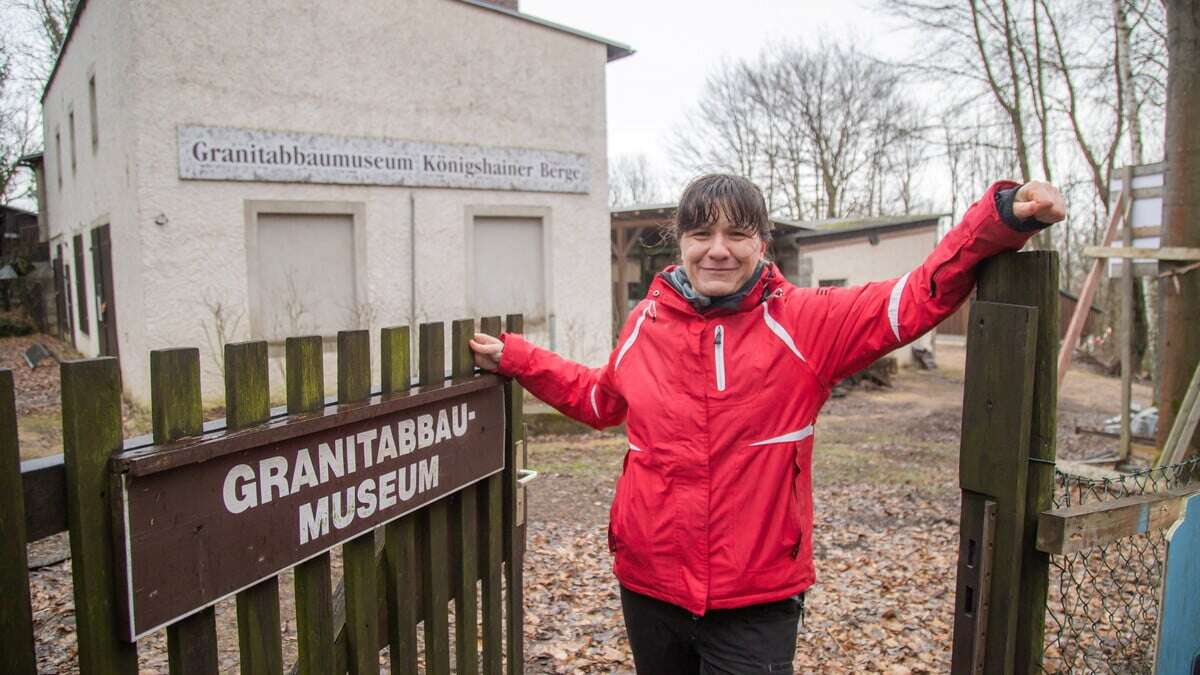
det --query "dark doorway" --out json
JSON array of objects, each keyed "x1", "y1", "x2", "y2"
[
  {"x1": 91, "y1": 225, "x2": 118, "y2": 358},
  {"x1": 52, "y1": 249, "x2": 68, "y2": 339}
]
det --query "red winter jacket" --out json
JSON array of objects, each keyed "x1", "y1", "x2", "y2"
[{"x1": 497, "y1": 181, "x2": 1035, "y2": 615}]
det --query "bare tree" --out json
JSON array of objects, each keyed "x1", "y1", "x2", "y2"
[
  {"x1": 670, "y1": 60, "x2": 769, "y2": 185},
  {"x1": 16, "y1": 0, "x2": 73, "y2": 82},
  {"x1": 672, "y1": 42, "x2": 925, "y2": 221},
  {"x1": 0, "y1": 40, "x2": 38, "y2": 204},
  {"x1": 608, "y1": 154, "x2": 664, "y2": 208}
]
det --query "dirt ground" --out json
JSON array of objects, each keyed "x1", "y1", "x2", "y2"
[{"x1": 14, "y1": 337, "x2": 1156, "y2": 673}]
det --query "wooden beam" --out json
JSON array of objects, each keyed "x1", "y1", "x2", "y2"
[
  {"x1": 1120, "y1": 166, "x2": 1134, "y2": 462},
  {"x1": 1036, "y1": 488, "x2": 1200, "y2": 555},
  {"x1": 1157, "y1": 360, "x2": 1200, "y2": 467},
  {"x1": 976, "y1": 251, "x2": 1059, "y2": 673},
  {"x1": 1118, "y1": 226, "x2": 1162, "y2": 239},
  {"x1": 1083, "y1": 246, "x2": 1200, "y2": 261}
]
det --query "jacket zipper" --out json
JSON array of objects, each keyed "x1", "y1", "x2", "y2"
[{"x1": 714, "y1": 325, "x2": 726, "y2": 391}]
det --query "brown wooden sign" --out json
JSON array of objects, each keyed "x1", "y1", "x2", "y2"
[{"x1": 110, "y1": 376, "x2": 506, "y2": 641}]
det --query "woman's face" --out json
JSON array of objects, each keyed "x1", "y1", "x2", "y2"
[{"x1": 679, "y1": 212, "x2": 767, "y2": 297}]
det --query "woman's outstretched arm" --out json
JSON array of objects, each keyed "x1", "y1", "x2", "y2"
[{"x1": 470, "y1": 332, "x2": 627, "y2": 429}]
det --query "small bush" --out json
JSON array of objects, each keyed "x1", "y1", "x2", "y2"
[{"x1": 0, "y1": 316, "x2": 35, "y2": 337}]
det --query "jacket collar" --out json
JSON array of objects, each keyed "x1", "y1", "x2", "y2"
[{"x1": 650, "y1": 262, "x2": 785, "y2": 317}]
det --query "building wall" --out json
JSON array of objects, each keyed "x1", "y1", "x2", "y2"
[
  {"x1": 45, "y1": 0, "x2": 614, "y2": 402},
  {"x1": 42, "y1": 0, "x2": 142, "y2": 364},
  {"x1": 796, "y1": 226, "x2": 939, "y2": 360}
]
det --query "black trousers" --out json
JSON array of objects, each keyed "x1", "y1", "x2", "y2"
[{"x1": 620, "y1": 586, "x2": 804, "y2": 674}]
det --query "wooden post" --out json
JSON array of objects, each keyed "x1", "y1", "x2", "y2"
[
  {"x1": 339, "y1": 330, "x2": 380, "y2": 675},
  {"x1": 225, "y1": 341, "x2": 284, "y2": 675},
  {"x1": 478, "y1": 316, "x2": 505, "y2": 675},
  {"x1": 287, "y1": 337, "x2": 336, "y2": 675},
  {"x1": 0, "y1": 370, "x2": 36, "y2": 675},
  {"x1": 950, "y1": 300, "x2": 1038, "y2": 674},
  {"x1": 614, "y1": 228, "x2": 628, "y2": 334},
  {"x1": 451, "y1": 319, "x2": 481, "y2": 675},
  {"x1": 1120, "y1": 166, "x2": 1135, "y2": 460},
  {"x1": 1157, "y1": 0, "x2": 1200, "y2": 462},
  {"x1": 503, "y1": 314, "x2": 526, "y2": 675},
  {"x1": 61, "y1": 357, "x2": 138, "y2": 675},
  {"x1": 381, "y1": 326, "x2": 420, "y2": 675},
  {"x1": 151, "y1": 349, "x2": 220, "y2": 675},
  {"x1": 419, "y1": 322, "x2": 452, "y2": 674},
  {"x1": 977, "y1": 251, "x2": 1059, "y2": 673}
]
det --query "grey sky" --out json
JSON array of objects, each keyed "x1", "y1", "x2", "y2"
[{"x1": 521, "y1": 0, "x2": 910, "y2": 192}]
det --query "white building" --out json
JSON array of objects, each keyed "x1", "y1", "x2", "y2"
[{"x1": 38, "y1": 0, "x2": 631, "y2": 402}]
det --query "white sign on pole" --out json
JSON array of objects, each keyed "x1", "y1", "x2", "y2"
[
  {"x1": 1107, "y1": 165, "x2": 1164, "y2": 277},
  {"x1": 178, "y1": 125, "x2": 590, "y2": 194}
]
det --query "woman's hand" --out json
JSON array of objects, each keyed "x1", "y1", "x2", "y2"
[
  {"x1": 1013, "y1": 181, "x2": 1067, "y2": 225},
  {"x1": 469, "y1": 333, "x2": 504, "y2": 372}
]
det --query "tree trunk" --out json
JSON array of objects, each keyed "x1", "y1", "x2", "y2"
[
  {"x1": 1114, "y1": 0, "x2": 1144, "y2": 164},
  {"x1": 1156, "y1": 0, "x2": 1200, "y2": 460}
]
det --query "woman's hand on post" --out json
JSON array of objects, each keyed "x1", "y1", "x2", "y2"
[
  {"x1": 469, "y1": 333, "x2": 504, "y2": 372},
  {"x1": 1013, "y1": 181, "x2": 1067, "y2": 225}
]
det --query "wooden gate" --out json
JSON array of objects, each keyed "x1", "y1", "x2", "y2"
[{"x1": 1, "y1": 315, "x2": 529, "y2": 675}]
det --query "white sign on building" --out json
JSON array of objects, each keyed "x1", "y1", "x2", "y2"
[{"x1": 179, "y1": 125, "x2": 590, "y2": 193}]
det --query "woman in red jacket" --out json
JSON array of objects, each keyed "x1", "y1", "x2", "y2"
[{"x1": 470, "y1": 174, "x2": 1064, "y2": 674}]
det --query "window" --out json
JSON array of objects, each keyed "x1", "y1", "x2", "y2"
[
  {"x1": 255, "y1": 213, "x2": 356, "y2": 340},
  {"x1": 68, "y1": 109, "x2": 77, "y2": 175},
  {"x1": 73, "y1": 234, "x2": 89, "y2": 334},
  {"x1": 55, "y1": 128, "x2": 63, "y2": 188},
  {"x1": 88, "y1": 76, "x2": 99, "y2": 152},
  {"x1": 472, "y1": 216, "x2": 545, "y2": 322},
  {"x1": 818, "y1": 278, "x2": 847, "y2": 288}
]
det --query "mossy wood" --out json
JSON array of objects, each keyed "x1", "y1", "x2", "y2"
[
  {"x1": 287, "y1": 337, "x2": 336, "y2": 675},
  {"x1": 225, "y1": 341, "x2": 284, "y2": 675},
  {"x1": 976, "y1": 251, "x2": 1059, "y2": 672},
  {"x1": 151, "y1": 349, "x2": 220, "y2": 675},
  {"x1": 339, "y1": 330, "x2": 381, "y2": 675},
  {"x1": 504, "y1": 314, "x2": 526, "y2": 675},
  {"x1": 452, "y1": 319, "x2": 481, "y2": 674},
  {"x1": 0, "y1": 370, "x2": 36, "y2": 674},
  {"x1": 62, "y1": 358, "x2": 139, "y2": 675},
  {"x1": 479, "y1": 315, "x2": 505, "y2": 674},
  {"x1": 9, "y1": 316, "x2": 521, "y2": 674},
  {"x1": 419, "y1": 321, "x2": 452, "y2": 673},
  {"x1": 381, "y1": 326, "x2": 420, "y2": 674},
  {"x1": 952, "y1": 301, "x2": 1038, "y2": 675}
]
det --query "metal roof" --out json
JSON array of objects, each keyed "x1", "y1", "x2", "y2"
[
  {"x1": 782, "y1": 213, "x2": 946, "y2": 245},
  {"x1": 457, "y1": 1, "x2": 634, "y2": 61},
  {"x1": 43, "y1": 0, "x2": 633, "y2": 101}
]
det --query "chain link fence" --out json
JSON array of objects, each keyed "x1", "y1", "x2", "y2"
[{"x1": 1040, "y1": 456, "x2": 1200, "y2": 673}]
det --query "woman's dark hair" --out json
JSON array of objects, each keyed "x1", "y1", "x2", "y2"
[{"x1": 671, "y1": 174, "x2": 772, "y2": 242}]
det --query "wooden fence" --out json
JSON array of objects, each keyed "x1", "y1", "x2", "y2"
[
  {"x1": 949, "y1": 252, "x2": 1199, "y2": 673},
  {"x1": 1, "y1": 315, "x2": 528, "y2": 675}
]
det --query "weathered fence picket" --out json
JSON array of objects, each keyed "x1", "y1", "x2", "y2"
[
  {"x1": 287, "y1": 336, "x2": 336, "y2": 675},
  {"x1": 62, "y1": 357, "x2": 139, "y2": 674},
  {"x1": 452, "y1": 319, "x2": 481, "y2": 675},
  {"x1": 340, "y1": 330, "x2": 381, "y2": 675},
  {"x1": 227, "y1": 341, "x2": 286, "y2": 675},
  {"x1": 152, "y1": 348, "x2": 221, "y2": 675},
  {"x1": 10, "y1": 315, "x2": 524, "y2": 674},
  {"x1": 977, "y1": 252, "x2": 1060, "y2": 672},
  {"x1": 380, "y1": 326, "x2": 419, "y2": 675},
  {"x1": 0, "y1": 369, "x2": 36, "y2": 675},
  {"x1": 479, "y1": 315, "x2": 506, "y2": 675},
  {"x1": 420, "y1": 321, "x2": 453, "y2": 674},
  {"x1": 503, "y1": 314, "x2": 527, "y2": 675}
]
